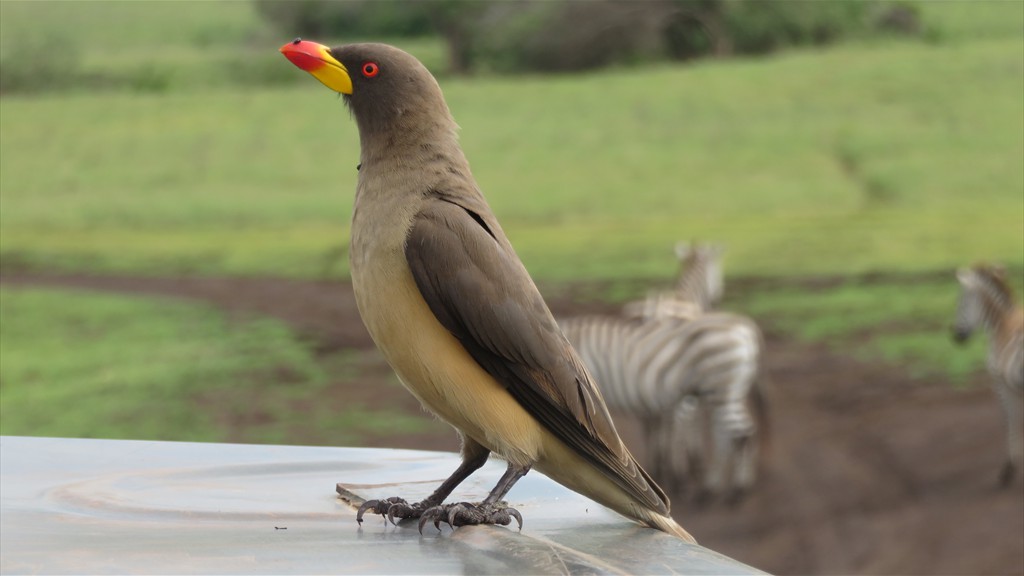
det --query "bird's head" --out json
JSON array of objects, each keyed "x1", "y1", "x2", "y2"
[{"x1": 280, "y1": 39, "x2": 452, "y2": 138}]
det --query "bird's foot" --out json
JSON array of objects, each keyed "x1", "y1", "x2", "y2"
[
  {"x1": 356, "y1": 496, "x2": 431, "y2": 526},
  {"x1": 417, "y1": 501, "x2": 523, "y2": 534}
]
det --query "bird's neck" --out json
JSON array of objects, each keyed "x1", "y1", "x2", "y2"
[{"x1": 357, "y1": 105, "x2": 466, "y2": 168}]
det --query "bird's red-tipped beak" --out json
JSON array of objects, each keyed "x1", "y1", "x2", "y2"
[{"x1": 280, "y1": 39, "x2": 352, "y2": 95}]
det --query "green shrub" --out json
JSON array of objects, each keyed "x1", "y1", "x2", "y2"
[
  {"x1": 471, "y1": 0, "x2": 918, "y2": 73},
  {"x1": 663, "y1": 0, "x2": 918, "y2": 61},
  {"x1": 475, "y1": 1, "x2": 671, "y2": 73},
  {"x1": 723, "y1": 1, "x2": 872, "y2": 54},
  {"x1": 0, "y1": 34, "x2": 81, "y2": 94},
  {"x1": 252, "y1": 0, "x2": 434, "y2": 39}
]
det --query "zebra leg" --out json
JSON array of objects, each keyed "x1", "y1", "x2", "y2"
[
  {"x1": 679, "y1": 397, "x2": 702, "y2": 494},
  {"x1": 665, "y1": 400, "x2": 700, "y2": 495},
  {"x1": 686, "y1": 401, "x2": 713, "y2": 504},
  {"x1": 730, "y1": 400, "x2": 761, "y2": 501},
  {"x1": 736, "y1": 425, "x2": 760, "y2": 491},
  {"x1": 996, "y1": 380, "x2": 1023, "y2": 487},
  {"x1": 723, "y1": 436, "x2": 746, "y2": 506},
  {"x1": 643, "y1": 416, "x2": 667, "y2": 487},
  {"x1": 702, "y1": 404, "x2": 734, "y2": 502},
  {"x1": 649, "y1": 415, "x2": 688, "y2": 495},
  {"x1": 710, "y1": 398, "x2": 757, "y2": 503},
  {"x1": 726, "y1": 431, "x2": 758, "y2": 506},
  {"x1": 999, "y1": 462, "x2": 1016, "y2": 487}
]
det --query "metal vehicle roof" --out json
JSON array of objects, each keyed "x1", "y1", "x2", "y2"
[{"x1": 1, "y1": 436, "x2": 764, "y2": 575}]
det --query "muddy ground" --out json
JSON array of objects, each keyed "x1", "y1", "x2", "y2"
[{"x1": 4, "y1": 272, "x2": 1022, "y2": 575}]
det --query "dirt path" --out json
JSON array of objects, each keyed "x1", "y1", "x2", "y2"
[{"x1": 3, "y1": 272, "x2": 1022, "y2": 574}]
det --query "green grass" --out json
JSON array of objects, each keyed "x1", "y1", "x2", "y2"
[
  {"x1": 0, "y1": 287, "x2": 430, "y2": 443},
  {"x1": 0, "y1": 1, "x2": 268, "y2": 52},
  {"x1": 915, "y1": 0, "x2": 1024, "y2": 42},
  {"x1": 1, "y1": 0, "x2": 1022, "y2": 441},
  {"x1": 1, "y1": 0, "x2": 1019, "y2": 94},
  {"x1": 2, "y1": 36, "x2": 1021, "y2": 280},
  {"x1": 0, "y1": 0, "x2": 448, "y2": 93},
  {"x1": 735, "y1": 269, "x2": 1024, "y2": 386}
]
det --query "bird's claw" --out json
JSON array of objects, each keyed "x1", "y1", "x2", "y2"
[
  {"x1": 356, "y1": 496, "x2": 414, "y2": 525},
  {"x1": 416, "y1": 501, "x2": 523, "y2": 534},
  {"x1": 507, "y1": 507, "x2": 524, "y2": 530},
  {"x1": 358, "y1": 497, "x2": 523, "y2": 534},
  {"x1": 417, "y1": 505, "x2": 451, "y2": 534},
  {"x1": 386, "y1": 500, "x2": 419, "y2": 525}
]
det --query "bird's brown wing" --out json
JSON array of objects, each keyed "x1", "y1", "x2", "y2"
[{"x1": 405, "y1": 193, "x2": 669, "y2": 515}]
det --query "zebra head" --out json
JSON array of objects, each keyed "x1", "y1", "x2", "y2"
[
  {"x1": 953, "y1": 267, "x2": 984, "y2": 344},
  {"x1": 674, "y1": 242, "x2": 726, "y2": 308}
]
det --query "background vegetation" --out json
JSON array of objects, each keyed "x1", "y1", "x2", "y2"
[
  {"x1": 0, "y1": 288, "x2": 429, "y2": 442},
  {"x1": 252, "y1": 0, "x2": 919, "y2": 74},
  {"x1": 0, "y1": 0, "x2": 1021, "y2": 443}
]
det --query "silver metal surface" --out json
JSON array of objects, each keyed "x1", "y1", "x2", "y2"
[{"x1": 0, "y1": 436, "x2": 764, "y2": 574}]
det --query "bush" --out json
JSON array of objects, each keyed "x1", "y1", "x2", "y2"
[
  {"x1": 662, "y1": 0, "x2": 910, "y2": 61},
  {"x1": 252, "y1": 0, "x2": 434, "y2": 39},
  {"x1": 663, "y1": 0, "x2": 727, "y2": 61},
  {"x1": 473, "y1": 1, "x2": 675, "y2": 73},
  {"x1": 249, "y1": 0, "x2": 920, "y2": 76},
  {"x1": 722, "y1": 0, "x2": 873, "y2": 55},
  {"x1": 0, "y1": 34, "x2": 81, "y2": 94},
  {"x1": 472, "y1": 0, "x2": 917, "y2": 73}
]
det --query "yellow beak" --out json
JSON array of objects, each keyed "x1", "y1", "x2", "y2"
[{"x1": 280, "y1": 39, "x2": 352, "y2": 95}]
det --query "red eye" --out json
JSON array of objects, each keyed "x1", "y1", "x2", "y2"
[{"x1": 361, "y1": 62, "x2": 379, "y2": 78}]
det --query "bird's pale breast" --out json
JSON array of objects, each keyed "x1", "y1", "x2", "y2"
[{"x1": 350, "y1": 198, "x2": 543, "y2": 467}]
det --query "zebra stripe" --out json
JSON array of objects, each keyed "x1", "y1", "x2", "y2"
[
  {"x1": 558, "y1": 312, "x2": 761, "y2": 497},
  {"x1": 672, "y1": 242, "x2": 725, "y2": 310},
  {"x1": 622, "y1": 291, "x2": 703, "y2": 321},
  {"x1": 954, "y1": 264, "x2": 1024, "y2": 486}
]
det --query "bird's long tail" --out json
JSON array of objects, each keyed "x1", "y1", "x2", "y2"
[{"x1": 647, "y1": 513, "x2": 698, "y2": 544}]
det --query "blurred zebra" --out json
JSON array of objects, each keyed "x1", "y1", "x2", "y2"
[
  {"x1": 559, "y1": 312, "x2": 761, "y2": 499},
  {"x1": 618, "y1": 241, "x2": 765, "y2": 499},
  {"x1": 671, "y1": 242, "x2": 725, "y2": 311},
  {"x1": 953, "y1": 263, "x2": 1024, "y2": 486},
  {"x1": 622, "y1": 242, "x2": 725, "y2": 320}
]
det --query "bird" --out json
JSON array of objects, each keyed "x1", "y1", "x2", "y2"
[{"x1": 280, "y1": 38, "x2": 696, "y2": 543}]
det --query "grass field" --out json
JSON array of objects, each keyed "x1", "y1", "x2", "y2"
[
  {"x1": 1, "y1": 0, "x2": 1022, "y2": 441},
  {"x1": 2, "y1": 36, "x2": 1021, "y2": 280},
  {"x1": 735, "y1": 273, "x2": 1016, "y2": 385},
  {"x1": 1, "y1": 1, "x2": 1020, "y2": 280},
  {"x1": 0, "y1": 0, "x2": 447, "y2": 93},
  {"x1": 0, "y1": 286, "x2": 429, "y2": 443}
]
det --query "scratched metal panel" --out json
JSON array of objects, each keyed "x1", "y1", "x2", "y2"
[{"x1": 0, "y1": 436, "x2": 765, "y2": 575}]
